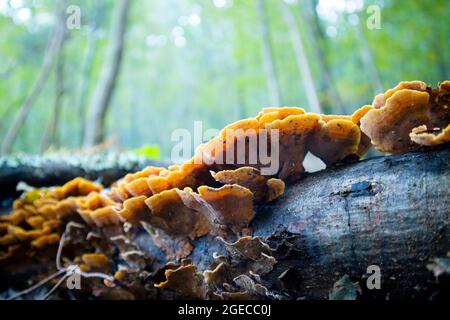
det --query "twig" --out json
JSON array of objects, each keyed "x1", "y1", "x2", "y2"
[
  {"x1": 6, "y1": 269, "x2": 66, "y2": 300},
  {"x1": 7, "y1": 225, "x2": 116, "y2": 300},
  {"x1": 41, "y1": 274, "x2": 70, "y2": 300}
]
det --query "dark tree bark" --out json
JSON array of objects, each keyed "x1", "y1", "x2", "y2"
[
  {"x1": 83, "y1": 0, "x2": 130, "y2": 147},
  {"x1": 1, "y1": 148, "x2": 448, "y2": 299},
  {"x1": 186, "y1": 147, "x2": 449, "y2": 299}
]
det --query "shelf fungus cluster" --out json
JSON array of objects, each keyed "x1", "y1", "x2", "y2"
[
  {"x1": 0, "y1": 80, "x2": 448, "y2": 300},
  {"x1": 360, "y1": 80, "x2": 450, "y2": 153}
]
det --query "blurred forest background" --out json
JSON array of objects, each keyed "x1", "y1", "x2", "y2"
[{"x1": 0, "y1": 0, "x2": 449, "y2": 160}]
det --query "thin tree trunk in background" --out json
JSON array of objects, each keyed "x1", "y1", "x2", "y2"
[
  {"x1": 1, "y1": 1, "x2": 67, "y2": 155},
  {"x1": 255, "y1": 0, "x2": 281, "y2": 107},
  {"x1": 77, "y1": 26, "x2": 98, "y2": 147},
  {"x1": 83, "y1": 0, "x2": 130, "y2": 147},
  {"x1": 355, "y1": 15, "x2": 383, "y2": 94},
  {"x1": 236, "y1": 74, "x2": 247, "y2": 119},
  {"x1": 231, "y1": 11, "x2": 249, "y2": 120},
  {"x1": 40, "y1": 34, "x2": 67, "y2": 153},
  {"x1": 281, "y1": 2, "x2": 321, "y2": 113},
  {"x1": 304, "y1": 0, "x2": 345, "y2": 113},
  {"x1": 434, "y1": 20, "x2": 449, "y2": 81},
  {"x1": 235, "y1": 29, "x2": 247, "y2": 119}
]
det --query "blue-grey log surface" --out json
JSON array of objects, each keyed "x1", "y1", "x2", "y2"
[{"x1": 190, "y1": 147, "x2": 450, "y2": 299}]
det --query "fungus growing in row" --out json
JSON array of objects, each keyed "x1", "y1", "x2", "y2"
[{"x1": 197, "y1": 106, "x2": 372, "y2": 182}]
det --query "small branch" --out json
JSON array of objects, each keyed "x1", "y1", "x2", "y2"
[{"x1": 8, "y1": 225, "x2": 115, "y2": 300}]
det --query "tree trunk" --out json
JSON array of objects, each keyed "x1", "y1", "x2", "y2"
[
  {"x1": 255, "y1": 0, "x2": 281, "y2": 107},
  {"x1": 77, "y1": 25, "x2": 99, "y2": 147},
  {"x1": 234, "y1": 51, "x2": 247, "y2": 120},
  {"x1": 355, "y1": 15, "x2": 383, "y2": 94},
  {"x1": 303, "y1": 0, "x2": 345, "y2": 113},
  {"x1": 83, "y1": 0, "x2": 130, "y2": 147},
  {"x1": 281, "y1": 2, "x2": 322, "y2": 113},
  {"x1": 0, "y1": 153, "x2": 167, "y2": 200},
  {"x1": 186, "y1": 147, "x2": 449, "y2": 299},
  {"x1": 1, "y1": 0, "x2": 67, "y2": 155},
  {"x1": 40, "y1": 33, "x2": 67, "y2": 153}
]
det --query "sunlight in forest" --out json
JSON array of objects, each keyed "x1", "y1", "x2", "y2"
[
  {"x1": 0, "y1": 0, "x2": 448, "y2": 158},
  {"x1": 0, "y1": 0, "x2": 448, "y2": 305}
]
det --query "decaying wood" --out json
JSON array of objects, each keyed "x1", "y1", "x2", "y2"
[
  {"x1": 184, "y1": 147, "x2": 449, "y2": 299},
  {"x1": 1, "y1": 148, "x2": 448, "y2": 299},
  {"x1": 0, "y1": 153, "x2": 163, "y2": 200}
]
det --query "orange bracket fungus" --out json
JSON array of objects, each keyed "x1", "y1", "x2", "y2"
[
  {"x1": 360, "y1": 81, "x2": 450, "y2": 153},
  {"x1": 1, "y1": 80, "x2": 449, "y2": 300}
]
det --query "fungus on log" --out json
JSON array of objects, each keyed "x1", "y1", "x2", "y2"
[
  {"x1": 360, "y1": 80, "x2": 450, "y2": 153},
  {"x1": 186, "y1": 147, "x2": 450, "y2": 299},
  {"x1": 0, "y1": 80, "x2": 449, "y2": 300}
]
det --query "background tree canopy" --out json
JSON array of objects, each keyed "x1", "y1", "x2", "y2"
[{"x1": 0, "y1": 0, "x2": 448, "y2": 159}]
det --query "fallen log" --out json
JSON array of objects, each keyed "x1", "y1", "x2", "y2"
[
  {"x1": 1, "y1": 148, "x2": 449, "y2": 299},
  {"x1": 186, "y1": 146, "x2": 449, "y2": 299},
  {"x1": 0, "y1": 153, "x2": 165, "y2": 200}
]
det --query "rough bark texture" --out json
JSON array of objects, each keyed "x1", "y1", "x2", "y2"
[
  {"x1": 187, "y1": 147, "x2": 449, "y2": 299},
  {"x1": 1, "y1": 148, "x2": 448, "y2": 299}
]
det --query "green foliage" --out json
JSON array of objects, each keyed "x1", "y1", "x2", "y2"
[
  {"x1": 133, "y1": 144, "x2": 161, "y2": 160},
  {"x1": 24, "y1": 188, "x2": 46, "y2": 203}
]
